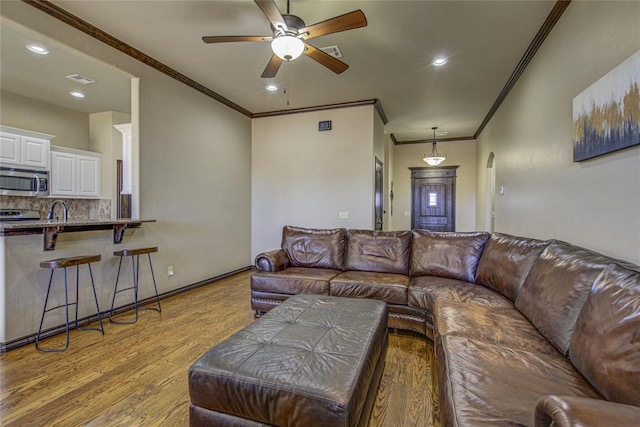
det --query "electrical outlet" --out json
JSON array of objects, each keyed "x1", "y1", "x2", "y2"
[
  {"x1": 168, "y1": 265, "x2": 174, "y2": 277},
  {"x1": 339, "y1": 211, "x2": 349, "y2": 219}
]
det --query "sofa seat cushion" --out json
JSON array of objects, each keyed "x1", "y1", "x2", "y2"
[
  {"x1": 329, "y1": 271, "x2": 409, "y2": 305},
  {"x1": 251, "y1": 267, "x2": 341, "y2": 295},
  {"x1": 434, "y1": 300, "x2": 558, "y2": 356},
  {"x1": 435, "y1": 335, "x2": 601, "y2": 427},
  {"x1": 408, "y1": 275, "x2": 512, "y2": 314}
]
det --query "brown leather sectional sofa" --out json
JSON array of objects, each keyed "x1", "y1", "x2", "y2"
[{"x1": 251, "y1": 226, "x2": 640, "y2": 426}]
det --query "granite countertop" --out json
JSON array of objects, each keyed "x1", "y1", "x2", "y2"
[
  {"x1": 0, "y1": 218, "x2": 157, "y2": 250},
  {"x1": 0, "y1": 218, "x2": 155, "y2": 230}
]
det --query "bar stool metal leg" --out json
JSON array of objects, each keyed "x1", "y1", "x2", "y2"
[
  {"x1": 109, "y1": 254, "x2": 138, "y2": 324},
  {"x1": 76, "y1": 263, "x2": 105, "y2": 334},
  {"x1": 36, "y1": 255, "x2": 103, "y2": 352},
  {"x1": 36, "y1": 268, "x2": 71, "y2": 352},
  {"x1": 141, "y1": 253, "x2": 161, "y2": 314},
  {"x1": 109, "y1": 246, "x2": 161, "y2": 324}
]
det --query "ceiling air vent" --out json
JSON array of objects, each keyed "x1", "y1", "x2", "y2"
[
  {"x1": 66, "y1": 74, "x2": 96, "y2": 85},
  {"x1": 320, "y1": 45, "x2": 343, "y2": 58}
]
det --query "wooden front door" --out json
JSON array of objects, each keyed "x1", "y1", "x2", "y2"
[{"x1": 410, "y1": 166, "x2": 458, "y2": 232}]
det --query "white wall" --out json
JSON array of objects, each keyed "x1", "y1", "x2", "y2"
[
  {"x1": 0, "y1": 90, "x2": 89, "y2": 150},
  {"x1": 391, "y1": 140, "x2": 477, "y2": 231},
  {"x1": 476, "y1": 1, "x2": 640, "y2": 265},
  {"x1": 2, "y1": 3, "x2": 252, "y2": 296},
  {"x1": 252, "y1": 105, "x2": 375, "y2": 258}
]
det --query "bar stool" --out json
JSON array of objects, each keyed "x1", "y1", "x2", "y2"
[
  {"x1": 109, "y1": 246, "x2": 161, "y2": 324},
  {"x1": 36, "y1": 255, "x2": 104, "y2": 352}
]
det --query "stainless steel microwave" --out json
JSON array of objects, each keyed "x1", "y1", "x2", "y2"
[{"x1": 0, "y1": 166, "x2": 49, "y2": 197}]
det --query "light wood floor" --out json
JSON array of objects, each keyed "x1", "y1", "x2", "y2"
[{"x1": 0, "y1": 270, "x2": 439, "y2": 426}]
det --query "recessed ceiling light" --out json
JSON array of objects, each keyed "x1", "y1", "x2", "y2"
[
  {"x1": 70, "y1": 91, "x2": 86, "y2": 98},
  {"x1": 265, "y1": 84, "x2": 278, "y2": 92},
  {"x1": 433, "y1": 57, "x2": 448, "y2": 66},
  {"x1": 27, "y1": 44, "x2": 49, "y2": 55}
]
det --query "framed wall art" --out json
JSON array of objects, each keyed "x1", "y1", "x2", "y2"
[{"x1": 573, "y1": 49, "x2": 640, "y2": 162}]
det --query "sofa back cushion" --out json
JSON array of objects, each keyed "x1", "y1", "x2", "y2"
[
  {"x1": 515, "y1": 241, "x2": 613, "y2": 356},
  {"x1": 410, "y1": 230, "x2": 490, "y2": 282},
  {"x1": 475, "y1": 233, "x2": 549, "y2": 302},
  {"x1": 569, "y1": 263, "x2": 640, "y2": 406},
  {"x1": 281, "y1": 226, "x2": 346, "y2": 270},
  {"x1": 345, "y1": 229, "x2": 412, "y2": 274}
]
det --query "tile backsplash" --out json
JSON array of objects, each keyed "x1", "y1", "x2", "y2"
[{"x1": 0, "y1": 196, "x2": 111, "y2": 220}]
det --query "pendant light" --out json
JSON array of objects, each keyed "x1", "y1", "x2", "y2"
[{"x1": 423, "y1": 127, "x2": 446, "y2": 166}]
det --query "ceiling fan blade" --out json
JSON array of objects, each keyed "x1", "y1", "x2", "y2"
[
  {"x1": 254, "y1": 0, "x2": 287, "y2": 31},
  {"x1": 261, "y1": 54, "x2": 284, "y2": 78},
  {"x1": 303, "y1": 43, "x2": 349, "y2": 74},
  {"x1": 300, "y1": 10, "x2": 367, "y2": 40},
  {"x1": 202, "y1": 35, "x2": 272, "y2": 43}
]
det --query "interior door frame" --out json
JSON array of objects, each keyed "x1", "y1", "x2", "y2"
[
  {"x1": 374, "y1": 157, "x2": 384, "y2": 231},
  {"x1": 409, "y1": 166, "x2": 459, "y2": 231}
]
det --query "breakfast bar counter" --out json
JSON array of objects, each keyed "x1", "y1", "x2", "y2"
[
  {"x1": 0, "y1": 218, "x2": 156, "y2": 250},
  {"x1": 1, "y1": 217, "x2": 159, "y2": 351}
]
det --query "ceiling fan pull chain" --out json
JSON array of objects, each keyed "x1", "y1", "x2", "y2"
[{"x1": 285, "y1": 63, "x2": 291, "y2": 106}]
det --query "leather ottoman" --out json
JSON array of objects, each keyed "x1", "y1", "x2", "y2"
[{"x1": 188, "y1": 294, "x2": 388, "y2": 426}]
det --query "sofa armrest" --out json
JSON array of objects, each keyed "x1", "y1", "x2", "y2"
[
  {"x1": 535, "y1": 395, "x2": 640, "y2": 427},
  {"x1": 254, "y1": 249, "x2": 290, "y2": 272}
]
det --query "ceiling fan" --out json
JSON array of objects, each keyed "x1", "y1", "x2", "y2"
[{"x1": 202, "y1": 0, "x2": 367, "y2": 78}]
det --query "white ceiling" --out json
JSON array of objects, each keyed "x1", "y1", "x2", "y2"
[
  {"x1": 0, "y1": 17, "x2": 132, "y2": 115},
  {"x1": 7, "y1": 1, "x2": 558, "y2": 141}
]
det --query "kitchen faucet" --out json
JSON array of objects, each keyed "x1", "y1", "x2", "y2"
[{"x1": 46, "y1": 200, "x2": 68, "y2": 222}]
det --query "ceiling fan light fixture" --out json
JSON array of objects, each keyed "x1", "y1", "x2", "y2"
[
  {"x1": 423, "y1": 126, "x2": 447, "y2": 166},
  {"x1": 271, "y1": 35, "x2": 304, "y2": 61}
]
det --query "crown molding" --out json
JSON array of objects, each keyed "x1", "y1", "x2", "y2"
[
  {"x1": 253, "y1": 99, "x2": 388, "y2": 124},
  {"x1": 473, "y1": 0, "x2": 571, "y2": 139},
  {"x1": 24, "y1": 0, "x2": 570, "y2": 135},
  {"x1": 23, "y1": 0, "x2": 253, "y2": 118},
  {"x1": 391, "y1": 134, "x2": 476, "y2": 145}
]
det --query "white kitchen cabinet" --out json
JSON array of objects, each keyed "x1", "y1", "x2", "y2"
[
  {"x1": 50, "y1": 146, "x2": 101, "y2": 198},
  {"x1": 77, "y1": 154, "x2": 101, "y2": 197},
  {"x1": 21, "y1": 136, "x2": 50, "y2": 169},
  {"x1": 50, "y1": 150, "x2": 77, "y2": 196},
  {"x1": 0, "y1": 132, "x2": 21, "y2": 165},
  {"x1": 0, "y1": 126, "x2": 53, "y2": 169}
]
